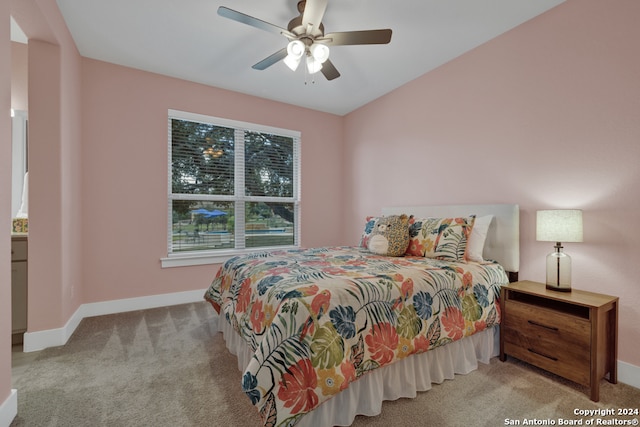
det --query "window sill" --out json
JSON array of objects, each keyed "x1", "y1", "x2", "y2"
[{"x1": 160, "y1": 246, "x2": 299, "y2": 268}]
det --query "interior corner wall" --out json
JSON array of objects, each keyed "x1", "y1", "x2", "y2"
[
  {"x1": 10, "y1": 0, "x2": 84, "y2": 334},
  {"x1": 1, "y1": 3, "x2": 16, "y2": 424},
  {"x1": 343, "y1": 0, "x2": 640, "y2": 368},
  {"x1": 26, "y1": 39, "x2": 65, "y2": 331},
  {"x1": 9, "y1": 0, "x2": 345, "y2": 342},
  {"x1": 79, "y1": 58, "x2": 346, "y2": 305}
]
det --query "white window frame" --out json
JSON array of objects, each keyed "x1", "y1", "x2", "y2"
[{"x1": 161, "y1": 109, "x2": 301, "y2": 268}]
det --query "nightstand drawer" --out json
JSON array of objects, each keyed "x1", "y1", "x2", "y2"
[
  {"x1": 503, "y1": 341, "x2": 590, "y2": 385},
  {"x1": 504, "y1": 300, "x2": 590, "y2": 347},
  {"x1": 503, "y1": 300, "x2": 591, "y2": 385}
]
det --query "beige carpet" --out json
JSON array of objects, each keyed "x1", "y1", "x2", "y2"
[{"x1": 10, "y1": 302, "x2": 640, "y2": 427}]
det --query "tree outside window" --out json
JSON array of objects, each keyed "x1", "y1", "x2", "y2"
[{"x1": 168, "y1": 110, "x2": 300, "y2": 255}]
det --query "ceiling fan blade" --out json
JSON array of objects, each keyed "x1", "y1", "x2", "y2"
[
  {"x1": 321, "y1": 59, "x2": 340, "y2": 81},
  {"x1": 252, "y1": 48, "x2": 289, "y2": 70},
  {"x1": 301, "y1": 0, "x2": 328, "y2": 34},
  {"x1": 218, "y1": 6, "x2": 295, "y2": 39},
  {"x1": 321, "y1": 29, "x2": 392, "y2": 46}
]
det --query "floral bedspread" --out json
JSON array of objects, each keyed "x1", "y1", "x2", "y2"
[{"x1": 204, "y1": 246, "x2": 508, "y2": 427}]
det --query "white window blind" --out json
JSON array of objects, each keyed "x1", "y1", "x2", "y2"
[{"x1": 166, "y1": 109, "x2": 300, "y2": 263}]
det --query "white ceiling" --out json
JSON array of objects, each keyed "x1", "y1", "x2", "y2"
[
  {"x1": 10, "y1": 16, "x2": 28, "y2": 44},
  {"x1": 39, "y1": 1, "x2": 565, "y2": 115}
]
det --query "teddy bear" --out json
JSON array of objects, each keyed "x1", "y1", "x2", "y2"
[{"x1": 368, "y1": 214, "x2": 410, "y2": 257}]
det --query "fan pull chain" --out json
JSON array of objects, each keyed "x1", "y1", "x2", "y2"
[{"x1": 303, "y1": 61, "x2": 316, "y2": 85}]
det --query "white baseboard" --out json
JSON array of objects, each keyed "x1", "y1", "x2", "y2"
[
  {"x1": 618, "y1": 360, "x2": 640, "y2": 390},
  {"x1": 23, "y1": 289, "x2": 207, "y2": 352},
  {"x1": 0, "y1": 389, "x2": 17, "y2": 427}
]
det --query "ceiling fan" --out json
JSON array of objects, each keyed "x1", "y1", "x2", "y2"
[{"x1": 217, "y1": 0, "x2": 392, "y2": 81}]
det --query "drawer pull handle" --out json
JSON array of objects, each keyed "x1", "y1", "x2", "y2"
[
  {"x1": 528, "y1": 348, "x2": 558, "y2": 361},
  {"x1": 528, "y1": 320, "x2": 559, "y2": 332}
]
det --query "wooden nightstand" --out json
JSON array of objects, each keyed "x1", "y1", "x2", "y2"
[{"x1": 500, "y1": 280, "x2": 618, "y2": 402}]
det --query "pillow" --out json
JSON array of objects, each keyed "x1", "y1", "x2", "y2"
[
  {"x1": 359, "y1": 216, "x2": 379, "y2": 248},
  {"x1": 466, "y1": 215, "x2": 493, "y2": 263},
  {"x1": 406, "y1": 217, "x2": 424, "y2": 256},
  {"x1": 405, "y1": 215, "x2": 476, "y2": 261},
  {"x1": 368, "y1": 214, "x2": 410, "y2": 257}
]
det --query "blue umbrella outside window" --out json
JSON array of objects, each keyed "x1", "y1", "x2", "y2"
[
  {"x1": 191, "y1": 208, "x2": 211, "y2": 215},
  {"x1": 190, "y1": 208, "x2": 227, "y2": 217},
  {"x1": 205, "y1": 209, "x2": 227, "y2": 218}
]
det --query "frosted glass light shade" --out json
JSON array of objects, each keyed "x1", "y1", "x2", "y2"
[
  {"x1": 306, "y1": 56, "x2": 323, "y2": 74},
  {"x1": 284, "y1": 55, "x2": 301, "y2": 71},
  {"x1": 310, "y1": 43, "x2": 329, "y2": 63},
  {"x1": 284, "y1": 40, "x2": 305, "y2": 71}
]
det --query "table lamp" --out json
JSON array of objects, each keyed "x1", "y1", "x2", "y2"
[{"x1": 536, "y1": 210, "x2": 583, "y2": 291}]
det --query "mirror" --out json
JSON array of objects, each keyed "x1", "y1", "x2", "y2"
[{"x1": 11, "y1": 110, "x2": 28, "y2": 224}]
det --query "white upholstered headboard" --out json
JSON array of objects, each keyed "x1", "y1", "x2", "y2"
[{"x1": 382, "y1": 204, "x2": 520, "y2": 275}]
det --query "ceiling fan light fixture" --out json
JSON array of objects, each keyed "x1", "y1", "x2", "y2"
[
  {"x1": 284, "y1": 39, "x2": 305, "y2": 71},
  {"x1": 309, "y1": 43, "x2": 330, "y2": 63},
  {"x1": 306, "y1": 55, "x2": 323, "y2": 74},
  {"x1": 284, "y1": 55, "x2": 302, "y2": 71},
  {"x1": 287, "y1": 39, "x2": 305, "y2": 57},
  {"x1": 217, "y1": 3, "x2": 393, "y2": 81}
]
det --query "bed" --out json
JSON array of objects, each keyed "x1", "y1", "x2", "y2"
[{"x1": 205, "y1": 204, "x2": 519, "y2": 427}]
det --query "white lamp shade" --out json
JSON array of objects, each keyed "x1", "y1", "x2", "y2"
[{"x1": 536, "y1": 210, "x2": 583, "y2": 243}]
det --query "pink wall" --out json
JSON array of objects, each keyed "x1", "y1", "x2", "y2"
[
  {"x1": 79, "y1": 59, "x2": 344, "y2": 303},
  {"x1": 344, "y1": 0, "x2": 640, "y2": 367},
  {"x1": 1, "y1": 0, "x2": 14, "y2": 410},
  {"x1": 11, "y1": 0, "x2": 84, "y2": 334}
]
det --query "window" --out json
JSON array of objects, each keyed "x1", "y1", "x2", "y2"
[{"x1": 164, "y1": 110, "x2": 300, "y2": 267}]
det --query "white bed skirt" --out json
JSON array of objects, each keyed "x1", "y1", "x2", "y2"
[{"x1": 218, "y1": 316, "x2": 499, "y2": 427}]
